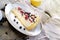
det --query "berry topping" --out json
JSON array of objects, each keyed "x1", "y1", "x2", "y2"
[
  {"x1": 18, "y1": 7, "x2": 22, "y2": 10},
  {"x1": 29, "y1": 18, "x2": 33, "y2": 22},
  {"x1": 17, "y1": 7, "x2": 36, "y2": 23},
  {"x1": 25, "y1": 14, "x2": 29, "y2": 20},
  {"x1": 20, "y1": 11, "x2": 24, "y2": 15}
]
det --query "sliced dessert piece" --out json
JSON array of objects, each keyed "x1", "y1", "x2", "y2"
[{"x1": 11, "y1": 7, "x2": 40, "y2": 30}]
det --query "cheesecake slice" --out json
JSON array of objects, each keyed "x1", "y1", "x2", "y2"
[{"x1": 11, "y1": 7, "x2": 40, "y2": 30}]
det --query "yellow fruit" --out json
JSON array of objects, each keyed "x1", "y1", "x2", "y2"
[{"x1": 31, "y1": 0, "x2": 42, "y2": 7}]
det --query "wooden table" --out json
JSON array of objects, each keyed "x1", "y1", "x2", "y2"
[{"x1": 0, "y1": 21, "x2": 49, "y2": 40}]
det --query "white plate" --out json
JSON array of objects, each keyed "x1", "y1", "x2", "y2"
[
  {"x1": 5, "y1": 3, "x2": 42, "y2": 36},
  {"x1": 0, "y1": 10, "x2": 3, "y2": 21}
]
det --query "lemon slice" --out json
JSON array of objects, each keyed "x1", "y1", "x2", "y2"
[{"x1": 30, "y1": 0, "x2": 42, "y2": 7}]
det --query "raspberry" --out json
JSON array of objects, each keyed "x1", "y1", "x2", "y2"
[
  {"x1": 29, "y1": 19, "x2": 33, "y2": 22},
  {"x1": 20, "y1": 11, "x2": 24, "y2": 13},
  {"x1": 18, "y1": 7, "x2": 21, "y2": 10},
  {"x1": 25, "y1": 14, "x2": 29, "y2": 20}
]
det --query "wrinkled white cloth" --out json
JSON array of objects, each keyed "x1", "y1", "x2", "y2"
[{"x1": 41, "y1": 0, "x2": 60, "y2": 40}]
